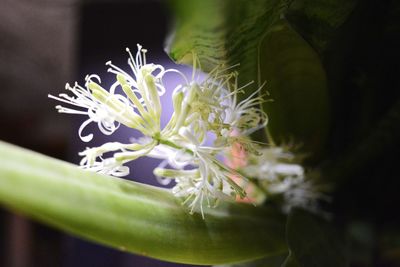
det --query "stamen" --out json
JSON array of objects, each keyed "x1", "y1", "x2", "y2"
[
  {"x1": 141, "y1": 48, "x2": 147, "y2": 65},
  {"x1": 126, "y1": 47, "x2": 138, "y2": 71},
  {"x1": 136, "y1": 44, "x2": 143, "y2": 67}
]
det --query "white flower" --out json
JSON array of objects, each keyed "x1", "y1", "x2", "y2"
[
  {"x1": 152, "y1": 126, "x2": 246, "y2": 217},
  {"x1": 239, "y1": 145, "x2": 328, "y2": 214},
  {"x1": 242, "y1": 147, "x2": 304, "y2": 181},
  {"x1": 80, "y1": 157, "x2": 129, "y2": 177},
  {"x1": 154, "y1": 149, "x2": 245, "y2": 218},
  {"x1": 281, "y1": 178, "x2": 322, "y2": 213},
  {"x1": 107, "y1": 44, "x2": 167, "y2": 134},
  {"x1": 78, "y1": 140, "x2": 157, "y2": 176},
  {"x1": 48, "y1": 78, "x2": 123, "y2": 142},
  {"x1": 175, "y1": 127, "x2": 245, "y2": 215},
  {"x1": 217, "y1": 73, "x2": 268, "y2": 136},
  {"x1": 49, "y1": 45, "x2": 167, "y2": 142},
  {"x1": 160, "y1": 63, "x2": 268, "y2": 157}
]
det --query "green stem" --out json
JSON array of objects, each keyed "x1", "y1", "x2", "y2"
[
  {"x1": 153, "y1": 133, "x2": 194, "y2": 155},
  {"x1": 0, "y1": 141, "x2": 286, "y2": 265}
]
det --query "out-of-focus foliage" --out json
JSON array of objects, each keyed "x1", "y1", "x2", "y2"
[
  {"x1": 167, "y1": 0, "x2": 334, "y2": 156},
  {"x1": 258, "y1": 18, "x2": 328, "y2": 157}
]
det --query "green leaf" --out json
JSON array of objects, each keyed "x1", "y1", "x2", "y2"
[
  {"x1": 286, "y1": 209, "x2": 348, "y2": 267},
  {"x1": 167, "y1": 0, "x2": 287, "y2": 87},
  {"x1": 259, "y1": 19, "x2": 329, "y2": 157},
  {"x1": 0, "y1": 141, "x2": 287, "y2": 265}
]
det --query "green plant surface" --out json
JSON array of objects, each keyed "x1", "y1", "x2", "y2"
[
  {"x1": 167, "y1": 0, "x2": 286, "y2": 87},
  {"x1": 258, "y1": 18, "x2": 329, "y2": 157},
  {"x1": 215, "y1": 209, "x2": 350, "y2": 267},
  {"x1": 0, "y1": 141, "x2": 287, "y2": 265}
]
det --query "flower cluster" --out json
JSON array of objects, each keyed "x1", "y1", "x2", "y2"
[
  {"x1": 50, "y1": 45, "x2": 326, "y2": 217},
  {"x1": 49, "y1": 45, "x2": 268, "y2": 217}
]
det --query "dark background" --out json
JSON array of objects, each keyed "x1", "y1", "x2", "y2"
[{"x1": 0, "y1": 0, "x2": 201, "y2": 266}]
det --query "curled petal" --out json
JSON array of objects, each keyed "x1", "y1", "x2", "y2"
[{"x1": 78, "y1": 118, "x2": 94, "y2": 142}]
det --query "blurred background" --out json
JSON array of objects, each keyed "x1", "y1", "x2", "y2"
[{"x1": 0, "y1": 0, "x2": 202, "y2": 266}]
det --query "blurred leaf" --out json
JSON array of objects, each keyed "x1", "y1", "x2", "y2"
[
  {"x1": 167, "y1": 0, "x2": 287, "y2": 88},
  {"x1": 286, "y1": 209, "x2": 348, "y2": 267},
  {"x1": 286, "y1": 0, "x2": 357, "y2": 54},
  {"x1": 0, "y1": 141, "x2": 287, "y2": 265},
  {"x1": 259, "y1": 19, "x2": 329, "y2": 157}
]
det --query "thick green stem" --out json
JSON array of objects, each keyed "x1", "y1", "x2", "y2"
[{"x1": 0, "y1": 141, "x2": 286, "y2": 265}]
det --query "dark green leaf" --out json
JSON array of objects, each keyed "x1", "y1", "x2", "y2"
[
  {"x1": 286, "y1": 209, "x2": 348, "y2": 267},
  {"x1": 286, "y1": 0, "x2": 357, "y2": 54}
]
